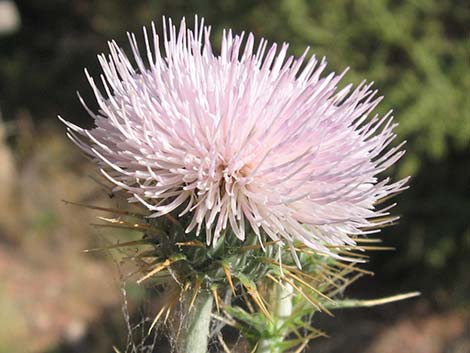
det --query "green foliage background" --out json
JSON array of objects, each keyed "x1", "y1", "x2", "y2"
[{"x1": 1, "y1": 0, "x2": 469, "y2": 305}]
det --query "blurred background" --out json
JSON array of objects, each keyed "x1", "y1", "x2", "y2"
[{"x1": 0, "y1": 0, "x2": 468, "y2": 352}]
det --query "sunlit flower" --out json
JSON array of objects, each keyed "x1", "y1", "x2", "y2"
[{"x1": 60, "y1": 17, "x2": 407, "y2": 257}]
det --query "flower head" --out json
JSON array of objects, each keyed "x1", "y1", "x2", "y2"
[{"x1": 61, "y1": 17, "x2": 407, "y2": 257}]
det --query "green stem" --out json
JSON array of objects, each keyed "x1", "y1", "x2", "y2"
[
  {"x1": 175, "y1": 289, "x2": 213, "y2": 353},
  {"x1": 256, "y1": 282, "x2": 294, "y2": 353}
]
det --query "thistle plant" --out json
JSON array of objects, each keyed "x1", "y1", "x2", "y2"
[{"x1": 61, "y1": 16, "x2": 415, "y2": 353}]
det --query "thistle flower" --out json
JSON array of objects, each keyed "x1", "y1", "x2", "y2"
[{"x1": 60, "y1": 17, "x2": 407, "y2": 257}]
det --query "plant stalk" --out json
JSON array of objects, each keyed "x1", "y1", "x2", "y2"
[
  {"x1": 175, "y1": 289, "x2": 213, "y2": 353},
  {"x1": 256, "y1": 282, "x2": 294, "y2": 353}
]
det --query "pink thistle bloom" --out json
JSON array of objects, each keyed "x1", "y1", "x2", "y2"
[{"x1": 60, "y1": 17, "x2": 408, "y2": 258}]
